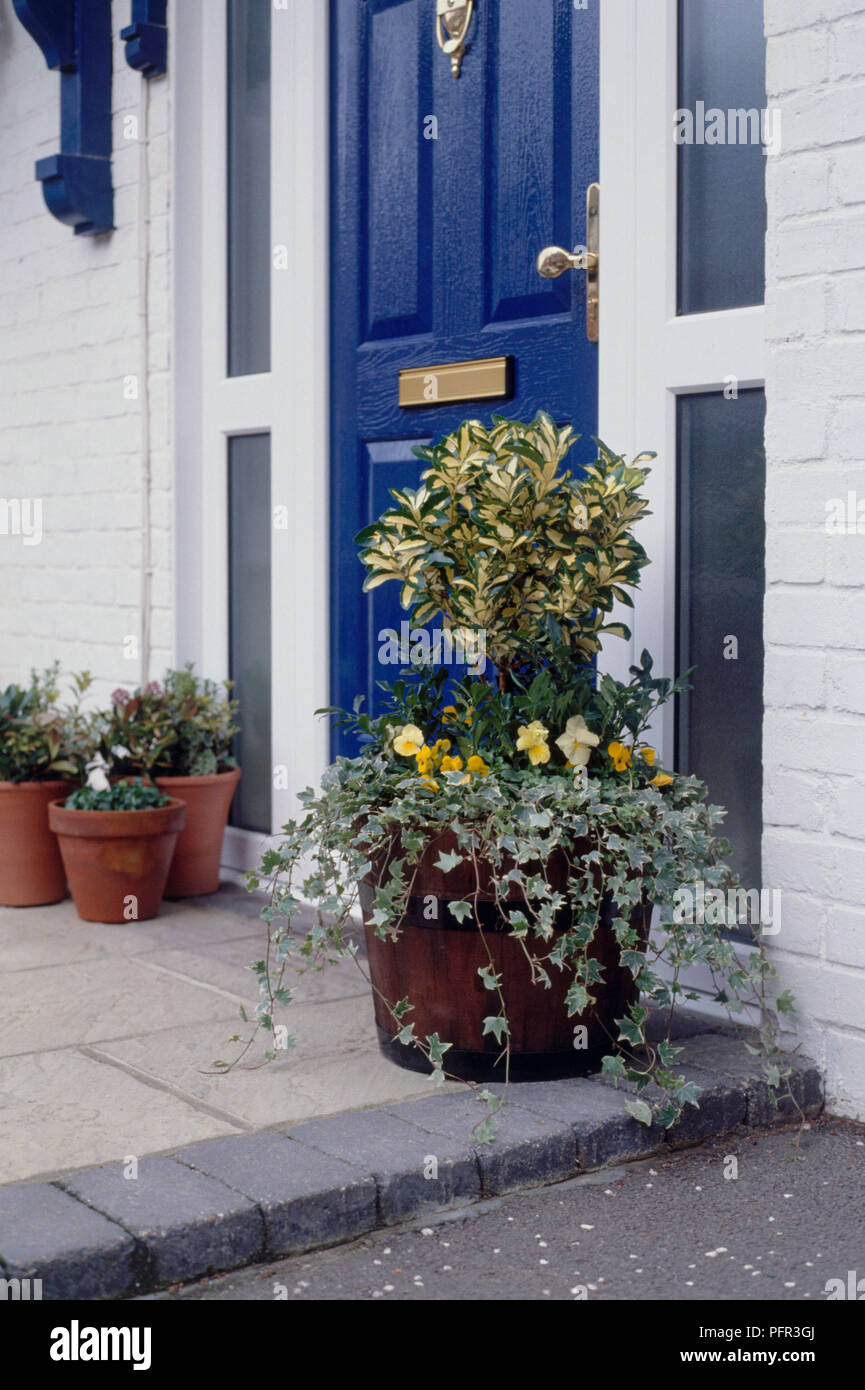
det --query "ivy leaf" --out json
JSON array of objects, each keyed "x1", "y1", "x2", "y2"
[
  {"x1": 482, "y1": 1015, "x2": 509, "y2": 1043},
  {"x1": 435, "y1": 849, "x2": 464, "y2": 874},
  {"x1": 601, "y1": 1054, "x2": 627, "y2": 1083},
  {"x1": 425, "y1": 1033, "x2": 452, "y2": 1067},
  {"x1": 477, "y1": 965, "x2": 502, "y2": 990},
  {"x1": 565, "y1": 982, "x2": 589, "y2": 1016},
  {"x1": 624, "y1": 1098, "x2": 654, "y2": 1127},
  {"x1": 448, "y1": 899, "x2": 473, "y2": 924},
  {"x1": 616, "y1": 1015, "x2": 644, "y2": 1047}
]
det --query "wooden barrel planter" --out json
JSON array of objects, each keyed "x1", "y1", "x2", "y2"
[{"x1": 360, "y1": 831, "x2": 651, "y2": 1082}]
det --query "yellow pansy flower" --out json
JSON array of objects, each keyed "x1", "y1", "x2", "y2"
[
  {"x1": 608, "y1": 741, "x2": 632, "y2": 772},
  {"x1": 555, "y1": 715, "x2": 600, "y2": 769},
  {"x1": 393, "y1": 724, "x2": 424, "y2": 757},
  {"x1": 650, "y1": 771, "x2": 674, "y2": 788},
  {"x1": 638, "y1": 746, "x2": 656, "y2": 766},
  {"x1": 516, "y1": 721, "x2": 551, "y2": 766},
  {"x1": 421, "y1": 777, "x2": 439, "y2": 792},
  {"x1": 467, "y1": 754, "x2": 490, "y2": 778},
  {"x1": 441, "y1": 706, "x2": 458, "y2": 725},
  {"x1": 415, "y1": 744, "x2": 435, "y2": 775},
  {"x1": 440, "y1": 755, "x2": 464, "y2": 772}
]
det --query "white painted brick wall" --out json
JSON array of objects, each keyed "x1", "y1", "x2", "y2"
[
  {"x1": 765, "y1": 0, "x2": 865, "y2": 1120},
  {"x1": 0, "y1": 0, "x2": 172, "y2": 702}
]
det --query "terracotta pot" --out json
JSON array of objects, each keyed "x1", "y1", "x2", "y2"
[
  {"x1": 48, "y1": 797, "x2": 186, "y2": 923},
  {"x1": 154, "y1": 767, "x2": 241, "y2": 897},
  {"x1": 0, "y1": 779, "x2": 75, "y2": 906},
  {"x1": 360, "y1": 830, "x2": 651, "y2": 1082}
]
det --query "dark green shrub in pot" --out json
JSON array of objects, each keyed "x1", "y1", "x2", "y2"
[
  {"x1": 0, "y1": 665, "x2": 94, "y2": 906},
  {"x1": 102, "y1": 667, "x2": 241, "y2": 898}
]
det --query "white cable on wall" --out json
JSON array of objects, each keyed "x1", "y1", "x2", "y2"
[{"x1": 138, "y1": 75, "x2": 153, "y2": 688}]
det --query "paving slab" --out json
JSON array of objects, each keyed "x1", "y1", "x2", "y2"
[
  {"x1": 0, "y1": 1049, "x2": 239, "y2": 1186},
  {"x1": 135, "y1": 939, "x2": 369, "y2": 1006},
  {"x1": 286, "y1": 1107, "x2": 481, "y2": 1223},
  {"x1": 60, "y1": 1155, "x2": 262, "y2": 1290},
  {"x1": 0, "y1": 890, "x2": 270, "y2": 972},
  {"x1": 90, "y1": 1001, "x2": 455, "y2": 1130},
  {"x1": 0, "y1": 956, "x2": 237, "y2": 1056},
  {"x1": 0, "y1": 1180, "x2": 134, "y2": 1300},
  {"x1": 175, "y1": 1131, "x2": 377, "y2": 1255}
]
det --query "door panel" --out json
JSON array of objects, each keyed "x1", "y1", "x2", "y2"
[
  {"x1": 331, "y1": 0, "x2": 599, "y2": 748},
  {"x1": 364, "y1": 2, "x2": 434, "y2": 338}
]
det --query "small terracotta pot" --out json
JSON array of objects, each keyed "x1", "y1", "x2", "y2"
[
  {"x1": 154, "y1": 767, "x2": 241, "y2": 897},
  {"x1": 0, "y1": 780, "x2": 75, "y2": 906},
  {"x1": 48, "y1": 797, "x2": 186, "y2": 923}
]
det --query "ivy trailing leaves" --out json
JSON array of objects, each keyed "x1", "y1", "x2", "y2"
[{"x1": 218, "y1": 415, "x2": 798, "y2": 1145}]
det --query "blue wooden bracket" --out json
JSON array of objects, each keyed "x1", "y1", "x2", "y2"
[
  {"x1": 12, "y1": 0, "x2": 113, "y2": 236},
  {"x1": 121, "y1": 0, "x2": 168, "y2": 77}
]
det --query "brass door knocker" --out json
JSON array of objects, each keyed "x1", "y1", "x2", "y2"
[{"x1": 436, "y1": 0, "x2": 474, "y2": 78}]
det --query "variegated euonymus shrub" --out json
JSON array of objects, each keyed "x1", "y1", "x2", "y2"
[
  {"x1": 356, "y1": 415, "x2": 651, "y2": 676},
  {"x1": 228, "y1": 415, "x2": 796, "y2": 1141}
]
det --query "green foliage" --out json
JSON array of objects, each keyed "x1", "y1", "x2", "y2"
[
  {"x1": 232, "y1": 736, "x2": 794, "y2": 1134},
  {"x1": 356, "y1": 414, "x2": 652, "y2": 675},
  {"x1": 66, "y1": 777, "x2": 170, "y2": 811},
  {"x1": 0, "y1": 664, "x2": 94, "y2": 783},
  {"x1": 102, "y1": 665, "x2": 239, "y2": 778},
  {"x1": 229, "y1": 414, "x2": 796, "y2": 1142}
]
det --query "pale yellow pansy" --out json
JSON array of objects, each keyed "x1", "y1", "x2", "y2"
[
  {"x1": 555, "y1": 715, "x2": 600, "y2": 768},
  {"x1": 393, "y1": 724, "x2": 424, "y2": 757},
  {"x1": 516, "y1": 720, "x2": 551, "y2": 766}
]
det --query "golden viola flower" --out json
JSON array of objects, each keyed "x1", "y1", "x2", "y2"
[
  {"x1": 393, "y1": 724, "x2": 424, "y2": 757},
  {"x1": 441, "y1": 705, "x2": 458, "y2": 725},
  {"x1": 608, "y1": 741, "x2": 632, "y2": 772},
  {"x1": 415, "y1": 744, "x2": 435, "y2": 775},
  {"x1": 467, "y1": 754, "x2": 490, "y2": 777},
  {"x1": 516, "y1": 721, "x2": 551, "y2": 766},
  {"x1": 555, "y1": 715, "x2": 600, "y2": 769},
  {"x1": 440, "y1": 755, "x2": 464, "y2": 772},
  {"x1": 650, "y1": 771, "x2": 674, "y2": 788},
  {"x1": 638, "y1": 746, "x2": 656, "y2": 766}
]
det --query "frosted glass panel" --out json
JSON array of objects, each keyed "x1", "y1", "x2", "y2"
[
  {"x1": 228, "y1": 434, "x2": 272, "y2": 833},
  {"x1": 676, "y1": 390, "x2": 766, "y2": 893},
  {"x1": 677, "y1": 0, "x2": 767, "y2": 314},
  {"x1": 227, "y1": 0, "x2": 271, "y2": 376}
]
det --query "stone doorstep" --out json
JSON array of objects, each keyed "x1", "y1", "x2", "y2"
[{"x1": 0, "y1": 1034, "x2": 823, "y2": 1301}]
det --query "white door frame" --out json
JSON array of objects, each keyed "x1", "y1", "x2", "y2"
[
  {"x1": 598, "y1": 0, "x2": 767, "y2": 1013},
  {"x1": 598, "y1": 0, "x2": 765, "y2": 762},
  {"x1": 173, "y1": 0, "x2": 330, "y2": 872}
]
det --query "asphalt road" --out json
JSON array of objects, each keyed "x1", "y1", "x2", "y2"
[{"x1": 152, "y1": 1115, "x2": 864, "y2": 1302}]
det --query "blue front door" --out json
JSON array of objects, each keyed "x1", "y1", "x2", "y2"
[{"x1": 331, "y1": 0, "x2": 599, "y2": 750}]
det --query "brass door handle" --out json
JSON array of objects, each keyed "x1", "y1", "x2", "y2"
[
  {"x1": 536, "y1": 247, "x2": 597, "y2": 276},
  {"x1": 536, "y1": 182, "x2": 599, "y2": 342}
]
